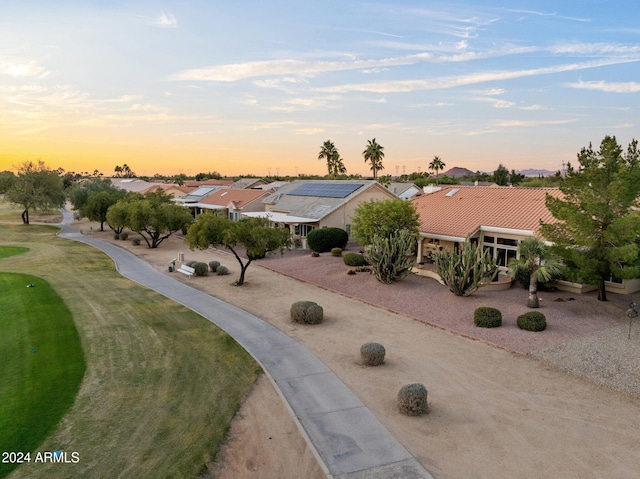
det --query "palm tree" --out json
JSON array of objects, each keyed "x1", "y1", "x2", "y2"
[
  {"x1": 318, "y1": 140, "x2": 340, "y2": 178},
  {"x1": 330, "y1": 152, "x2": 346, "y2": 178},
  {"x1": 508, "y1": 237, "x2": 563, "y2": 308},
  {"x1": 429, "y1": 156, "x2": 446, "y2": 184},
  {"x1": 362, "y1": 138, "x2": 385, "y2": 180}
]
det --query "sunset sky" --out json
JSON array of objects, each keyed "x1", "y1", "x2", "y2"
[{"x1": 1, "y1": 1, "x2": 639, "y2": 178}]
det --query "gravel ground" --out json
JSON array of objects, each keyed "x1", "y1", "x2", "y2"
[{"x1": 258, "y1": 245, "x2": 640, "y2": 398}]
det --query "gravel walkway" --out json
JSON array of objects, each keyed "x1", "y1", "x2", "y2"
[{"x1": 258, "y1": 246, "x2": 640, "y2": 398}]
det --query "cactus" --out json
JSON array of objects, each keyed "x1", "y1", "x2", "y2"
[
  {"x1": 365, "y1": 229, "x2": 417, "y2": 284},
  {"x1": 435, "y1": 241, "x2": 497, "y2": 296}
]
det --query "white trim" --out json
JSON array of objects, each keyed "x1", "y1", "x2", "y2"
[
  {"x1": 241, "y1": 211, "x2": 317, "y2": 223},
  {"x1": 419, "y1": 232, "x2": 467, "y2": 243},
  {"x1": 480, "y1": 226, "x2": 534, "y2": 236},
  {"x1": 188, "y1": 203, "x2": 226, "y2": 210}
]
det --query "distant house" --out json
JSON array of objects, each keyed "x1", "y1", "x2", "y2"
[
  {"x1": 229, "y1": 178, "x2": 268, "y2": 189},
  {"x1": 242, "y1": 180, "x2": 398, "y2": 248},
  {"x1": 174, "y1": 185, "x2": 224, "y2": 205},
  {"x1": 387, "y1": 182, "x2": 422, "y2": 199},
  {"x1": 412, "y1": 185, "x2": 640, "y2": 295},
  {"x1": 188, "y1": 188, "x2": 271, "y2": 220},
  {"x1": 110, "y1": 178, "x2": 154, "y2": 193},
  {"x1": 183, "y1": 179, "x2": 234, "y2": 188},
  {"x1": 139, "y1": 183, "x2": 191, "y2": 198}
]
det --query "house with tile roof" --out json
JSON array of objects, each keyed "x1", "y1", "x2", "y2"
[
  {"x1": 242, "y1": 179, "x2": 398, "y2": 248},
  {"x1": 139, "y1": 183, "x2": 191, "y2": 198},
  {"x1": 412, "y1": 185, "x2": 640, "y2": 295},
  {"x1": 187, "y1": 188, "x2": 271, "y2": 220}
]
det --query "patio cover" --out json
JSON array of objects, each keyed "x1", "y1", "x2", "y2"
[{"x1": 241, "y1": 211, "x2": 317, "y2": 223}]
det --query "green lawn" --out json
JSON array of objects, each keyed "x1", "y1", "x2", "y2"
[
  {"x1": 0, "y1": 221, "x2": 260, "y2": 479},
  {"x1": 0, "y1": 273, "x2": 85, "y2": 478},
  {"x1": 0, "y1": 246, "x2": 29, "y2": 259}
]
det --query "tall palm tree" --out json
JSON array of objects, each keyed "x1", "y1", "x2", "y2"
[
  {"x1": 330, "y1": 152, "x2": 346, "y2": 178},
  {"x1": 362, "y1": 138, "x2": 385, "y2": 180},
  {"x1": 318, "y1": 140, "x2": 340, "y2": 178},
  {"x1": 508, "y1": 237, "x2": 563, "y2": 308},
  {"x1": 429, "y1": 156, "x2": 445, "y2": 184}
]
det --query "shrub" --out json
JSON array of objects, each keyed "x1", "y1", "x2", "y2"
[
  {"x1": 311, "y1": 251, "x2": 320, "y2": 257},
  {"x1": 184, "y1": 260, "x2": 197, "y2": 267},
  {"x1": 193, "y1": 262, "x2": 209, "y2": 276},
  {"x1": 120, "y1": 232, "x2": 129, "y2": 241},
  {"x1": 113, "y1": 233, "x2": 120, "y2": 240},
  {"x1": 216, "y1": 265, "x2": 229, "y2": 276},
  {"x1": 398, "y1": 383, "x2": 429, "y2": 416},
  {"x1": 344, "y1": 252, "x2": 367, "y2": 267},
  {"x1": 517, "y1": 311, "x2": 547, "y2": 332},
  {"x1": 356, "y1": 266, "x2": 371, "y2": 273},
  {"x1": 290, "y1": 301, "x2": 324, "y2": 325},
  {"x1": 331, "y1": 247, "x2": 343, "y2": 257},
  {"x1": 360, "y1": 342, "x2": 385, "y2": 366},
  {"x1": 131, "y1": 238, "x2": 141, "y2": 246},
  {"x1": 306, "y1": 227, "x2": 348, "y2": 253},
  {"x1": 347, "y1": 269, "x2": 356, "y2": 275},
  {"x1": 209, "y1": 260, "x2": 220, "y2": 272},
  {"x1": 473, "y1": 307, "x2": 502, "y2": 328}
]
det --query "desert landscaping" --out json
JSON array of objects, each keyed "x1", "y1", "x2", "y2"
[{"x1": 73, "y1": 220, "x2": 640, "y2": 479}]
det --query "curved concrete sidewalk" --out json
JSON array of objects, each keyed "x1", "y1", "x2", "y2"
[{"x1": 56, "y1": 221, "x2": 433, "y2": 479}]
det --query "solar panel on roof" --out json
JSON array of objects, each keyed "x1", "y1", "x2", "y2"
[
  {"x1": 190, "y1": 186, "x2": 216, "y2": 196},
  {"x1": 288, "y1": 183, "x2": 364, "y2": 198}
]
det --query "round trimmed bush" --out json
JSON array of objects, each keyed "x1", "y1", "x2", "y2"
[
  {"x1": 517, "y1": 311, "x2": 547, "y2": 331},
  {"x1": 131, "y1": 238, "x2": 141, "y2": 246},
  {"x1": 306, "y1": 227, "x2": 348, "y2": 253},
  {"x1": 120, "y1": 232, "x2": 129, "y2": 241},
  {"x1": 474, "y1": 307, "x2": 502, "y2": 328},
  {"x1": 216, "y1": 265, "x2": 229, "y2": 276},
  {"x1": 343, "y1": 252, "x2": 367, "y2": 267},
  {"x1": 331, "y1": 247, "x2": 343, "y2": 257},
  {"x1": 361, "y1": 342, "x2": 385, "y2": 366},
  {"x1": 184, "y1": 260, "x2": 197, "y2": 267},
  {"x1": 193, "y1": 261, "x2": 209, "y2": 276},
  {"x1": 346, "y1": 269, "x2": 356, "y2": 275},
  {"x1": 113, "y1": 233, "x2": 120, "y2": 240},
  {"x1": 209, "y1": 260, "x2": 220, "y2": 272},
  {"x1": 290, "y1": 301, "x2": 324, "y2": 325},
  {"x1": 398, "y1": 383, "x2": 428, "y2": 416}
]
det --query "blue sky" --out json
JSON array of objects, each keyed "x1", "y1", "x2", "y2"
[{"x1": 1, "y1": 1, "x2": 639, "y2": 177}]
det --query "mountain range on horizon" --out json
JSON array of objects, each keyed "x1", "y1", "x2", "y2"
[{"x1": 441, "y1": 167, "x2": 557, "y2": 178}]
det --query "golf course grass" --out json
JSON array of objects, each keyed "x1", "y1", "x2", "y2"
[
  {"x1": 0, "y1": 272, "x2": 86, "y2": 479},
  {"x1": 0, "y1": 216, "x2": 261, "y2": 478}
]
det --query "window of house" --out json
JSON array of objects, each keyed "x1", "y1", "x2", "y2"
[{"x1": 483, "y1": 235, "x2": 519, "y2": 268}]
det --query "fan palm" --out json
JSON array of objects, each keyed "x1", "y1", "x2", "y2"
[
  {"x1": 508, "y1": 237, "x2": 563, "y2": 308},
  {"x1": 362, "y1": 138, "x2": 385, "y2": 180},
  {"x1": 318, "y1": 140, "x2": 341, "y2": 178},
  {"x1": 428, "y1": 156, "x2": 445, "y2": 184}
]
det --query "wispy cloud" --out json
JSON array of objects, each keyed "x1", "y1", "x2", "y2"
[
  {"x1": 150, "y1": 11, "x2": 177, "y2": 28},
  {"x1": 0, "y1": 61, "x2": 49, "y2": 78},
  {"x1": 564, "y1": 80, "x2": 640, "y2": 93},
  {"x1": 320, "y1": 57, "x2": 640, "y2": 93},
  {"x1": 496, "y1": 119, "x2": 575, "y2": 127},
  {"x1": 171, "y1": 53, "x2": 432, "y2": 82}
]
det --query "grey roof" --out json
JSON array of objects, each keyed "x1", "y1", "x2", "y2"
[
  {"x1": 388, "y1": 182, "x2": 420, "y2": 199},
  {"x1": 229, "y1": 178, "x2": 267, "y2": 189},
  {"x1": 262, "y1": 180, "x2": 390, "y2": 221},
  {"x1": 175, "y1": 185, "x2": 223, "y2": 203}
]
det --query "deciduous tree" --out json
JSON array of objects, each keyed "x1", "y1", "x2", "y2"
[
  {"x1": 5, "y1": 161, "x2": 65, "y2": 225},
  {"x1": 351, "y1": 199, "x2": 419, "y2": 246},
  {"x1": 185, "y1": 214, "x2": 291, "y2": 285}
]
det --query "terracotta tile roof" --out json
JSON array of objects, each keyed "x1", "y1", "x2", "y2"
[
  {"x1": 411, "y1": 185, "x2": 563, "y2": 240},
  {"x1": 199, "y1": 188, "x2": 270, "y2": 209}
]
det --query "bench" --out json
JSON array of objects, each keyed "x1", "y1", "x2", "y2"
[{"x1": 177, "y1": 265, "x2": 195, "y2": 278}]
